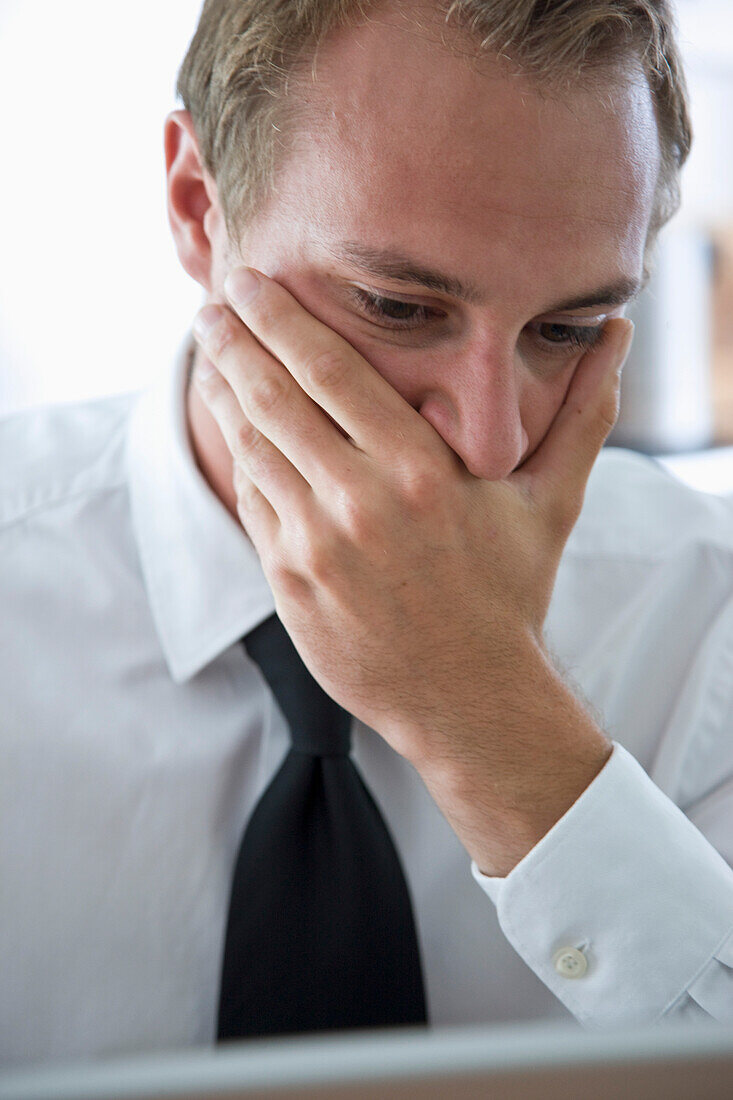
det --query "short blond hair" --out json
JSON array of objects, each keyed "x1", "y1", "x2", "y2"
[{"x1": 176, "y1": 0, "x2": 691, "y2": 248}]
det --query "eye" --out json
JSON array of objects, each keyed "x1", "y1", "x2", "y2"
[
  {"x1": 532, "y1": 321, "x2": 606, "y2": 353},
  {"x1": 350, "y1": 289, "x2": 443, "y2": 329}
]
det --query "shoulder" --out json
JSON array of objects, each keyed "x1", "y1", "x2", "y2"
[
  {"x1": 566, "y1": 447, "x2": 733, "y2": 562},
  {"x1": 0, "y1": 390, "x2": 141, "y2": 532}
]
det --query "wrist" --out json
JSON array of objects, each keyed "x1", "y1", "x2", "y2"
[{"x1": 411, "y1": 638, "x2": 613, "y2": 877}]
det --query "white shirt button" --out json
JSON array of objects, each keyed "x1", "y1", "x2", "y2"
[{"x1": 553, "y1": 946, "x2": 588, "y2": 979}]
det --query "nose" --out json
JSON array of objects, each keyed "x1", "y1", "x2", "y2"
[{"x1": 417, "y1": 342, "x2": 528, "y2": 479}]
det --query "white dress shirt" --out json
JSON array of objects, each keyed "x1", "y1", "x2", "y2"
[{"x1": 3, "y1": 336, "x2": 733, "y2": 1068}]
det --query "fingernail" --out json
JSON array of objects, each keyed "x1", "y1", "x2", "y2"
[
  {"x1": 225, "y1": 267, "x2": 260, "y2": 308},
  {"x1": 193, "y1": 304, "x2": 224, "y2": 342}
]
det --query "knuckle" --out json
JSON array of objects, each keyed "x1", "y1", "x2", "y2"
[
  {"x1": 207, "y1": 316, "x2": 236, "y2": 361},
  {"x1": 194, "y1": 361, "x2": 221, "y2": 396},
  {"x1": 268, "y1": 556, "x2": 309, "y2": 602},
  {"x1": 302, "y1": 347, "x2": 346, "y2": 393},
  {"x1": 399, "y1": 456, "x2": 445, "y2": 513},
  {"x1": 246, "y1": 296, "x2": 280, "y2": 333},
  {"x1": 233, "y1": 466, "x2": 257, "y2": 505},
  {"x1": 247, "y1": 374, "x2": 288, "y2": 418},
  {"x1": 279, "y1": 572, "x2": 311, "y2": 604},
  {"x1": 232, "y1": 418, "x2": 264, "y2": 461},
  {"x1": 267, "y1": 553, "x2": 287, "y2": 586},
  {"x1": 333, "y1": 488, "x2": 371, "y2": 544},
  {"x1": 301, "y1": 536, "x2": 337, "y2": 584}
]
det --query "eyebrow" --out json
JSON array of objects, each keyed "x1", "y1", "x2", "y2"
[{"x1": 325, "y1": 240, "x2": 644, "y2": 313}]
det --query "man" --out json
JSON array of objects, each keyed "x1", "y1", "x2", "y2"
[{"x1": 3, "y1": 0, "x2": 733, "y2": 1067}]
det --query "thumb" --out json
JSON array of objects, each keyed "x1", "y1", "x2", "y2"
[{"x1": 517, "y1": 316, "x2": 634, "y2": 527}]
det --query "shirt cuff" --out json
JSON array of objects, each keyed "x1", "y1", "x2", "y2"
[{"x1": 471, "y1": 741, "x2": 733, "y2": 1027}]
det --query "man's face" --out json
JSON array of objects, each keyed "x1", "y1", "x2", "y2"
[{"x1": 205, "y1": 3, "x2": 660, "y2": 479}]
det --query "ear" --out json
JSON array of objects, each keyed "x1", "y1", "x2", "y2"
[{"x1": 164, "y1": 109, "x2": 223, "y2": 291}]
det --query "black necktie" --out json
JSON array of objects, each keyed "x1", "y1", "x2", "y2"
[{"x1": 216, "y1": 613, "x2": 428, "y2": 1040}]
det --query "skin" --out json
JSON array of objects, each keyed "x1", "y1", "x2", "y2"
[{"x1": 164, "y1": 1, "x2": 659, "y2": 874}]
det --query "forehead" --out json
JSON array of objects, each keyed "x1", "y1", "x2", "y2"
[{"x1": 259, "y1": 3, "x2": 660, "y2": 298}]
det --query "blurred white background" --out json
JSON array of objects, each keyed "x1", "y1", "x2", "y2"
[
  {"x1": 0, "y1": 0, "x2": 205, "y2": 414},
  {"x1": 1, "y1": 0, "x2": 733, "y2": 491}
]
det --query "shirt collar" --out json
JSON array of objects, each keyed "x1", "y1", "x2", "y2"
[{"x1": 127, "y1": 334, "x2": 275, "y2": 683}]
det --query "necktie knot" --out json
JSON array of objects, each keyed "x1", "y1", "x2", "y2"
[
  {"x1": 243, "y1": 615, "x2": 351, "y2": 756},
  {"x1": 290, "y1": 715, "x2": 350, "y2": 756}
]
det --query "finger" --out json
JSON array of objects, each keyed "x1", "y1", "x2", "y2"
[
  {"x1": 223, "y1": 266, "x2": 436, "y2": 458},
  {"x1": 194, "y1": 304, "x2": 357, "y2": 491},
  {"x1": 516, "y1": 317, "x2": 634, "y2": 522},
  {"x1": 231, "y1": 462, "x2": 280, "y2": 548},
  {"x1": 193, "y1": 356, "x2": 310, "y2": 521}
]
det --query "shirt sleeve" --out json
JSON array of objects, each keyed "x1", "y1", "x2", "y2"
[{"x1": 470, "y1": 742, "x2": 733, "y2": 1028}]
